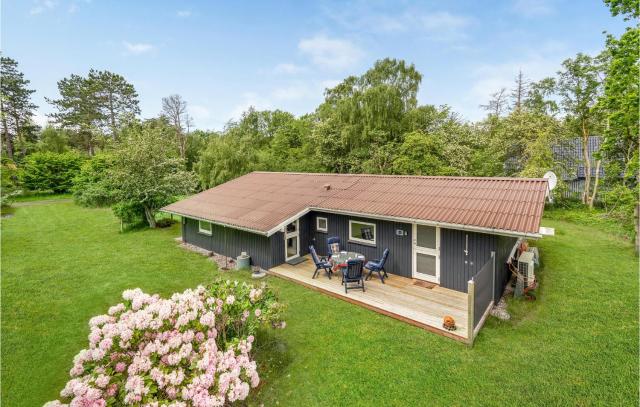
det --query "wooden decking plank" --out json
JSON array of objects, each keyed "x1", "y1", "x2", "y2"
[{"x1": 269, "y1": 259, "x2": 470, "y2": 341}]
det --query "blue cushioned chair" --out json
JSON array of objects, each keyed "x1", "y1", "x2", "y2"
[
  {"x1": 309, "y1": 245, "x2": 333, "y2": 279},
  {"x1": 365, "y1": 248, "x2": 389, "y2": 283},
  {"x1": 327, "y1": 236, "x2": 341, "y2": 259},
  {"x1": 342, "y1": 259, "x2": 365, "y2": 293}
]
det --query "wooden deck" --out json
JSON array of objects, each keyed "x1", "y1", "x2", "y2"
[{"x1": 269, "y1": 256, "x2": 469, "y2": 342}]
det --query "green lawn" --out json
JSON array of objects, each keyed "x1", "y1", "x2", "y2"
[{"x1": 2, "y1": 201, "x2": 638, "y2": 406}]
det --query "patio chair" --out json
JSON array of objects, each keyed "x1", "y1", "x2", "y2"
[
  {"x1": 365, "y1": 248, "x2": 390, "y2": 283},
  {"x1": 342, "y1": 259, "x2": 365, "y2": 293},
  {"x1": 309, "y1": 245, "x2": 333, "y2": 279},
  {"x1": 327, "y1": 236, "x2": 341, "y2": 259}
]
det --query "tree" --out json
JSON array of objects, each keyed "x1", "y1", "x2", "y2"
[
  {"x1": 315, "y1": 58, "x2": 422, "y2": 172},
  {"x1": 599, "y1": 28, "x2": 639, "y2": 185},
  {"x1": 523, "y1": 77, "x2": 558, "y2": 116},
  {"x1": 511, "y1": 70, "x2": 529, "y2": 111},
  {"x1": 557, "y1": 53, "x2": 604, "y2": 207},
  {"x1": 392, "y1": 130, "x2": 454, "y2": 175},
  {"x1": 480, "y1": 88, "x2": 508, "y2": 117},
  {"x1": 48, "y1": 70, "x2": 139, "y2": 154},
  {"x1": 72, "y1": 154, "x2": 115, "y2": 207},
  {"x1": 161, "y1": 94, "x2": 192, "y2": 159},
  {"x1": 90, "y1": 70, "x2": 140, "y2": 137},
  {"x1": 604, "y1": 0, "x2": 639, "y2": 19},
  {"x1": 0, "y1": 56, "x2": 37, "y2": 160},
  {"x1": 109, "y1": 124, "x2": 198, "y2": 227},
  {"x1": 20, "y1": 151, "x2": 84, "y2": 193},
  {"x1": 38, "y1": 125, "x2": 70, "y2": 153}
]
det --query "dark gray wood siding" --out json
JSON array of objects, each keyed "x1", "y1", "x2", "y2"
[
  {"x1": 182, "y1": 213, "x2": 517, "y2": 298},
  {"x1": 440, "y1": 228, "x2": 516, "y2": 299},
  {"x1": 440, "y1": 229, "x2": 496, "y2": 293},
  {"x1": 306, "y1": 211, "x2": 413, "y2": 278},
  {"x1": 495, "y1": 235, "x2": 518, "y2": 301},
  {"x1": 183, "y1": 218, "x2": 278, "y2": 269}
]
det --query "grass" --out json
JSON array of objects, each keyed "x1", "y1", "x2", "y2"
[
  {"x1": 1, "y1": 201, "x2": 638, "y2": 406},
  {"x1": 12, "y1": 192, "x2": 72, "y2": 202},
  {"x1": 544, "y1": 202, "x2": 636, "y2": 241}
]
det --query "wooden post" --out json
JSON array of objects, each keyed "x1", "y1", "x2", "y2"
[{"x1": 467, "y1": 279, "x2": 475, "y2": 346}]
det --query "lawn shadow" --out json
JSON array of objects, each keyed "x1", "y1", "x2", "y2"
[{"x1": 249, "y1": 328, "x2": 292, "y2": 402}]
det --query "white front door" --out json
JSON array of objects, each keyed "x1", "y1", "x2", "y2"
[
  {"x1": 284, "y1": 220, "x2": 299, "y2": 261},
  {"x1": 412, "y1": 224, "x2": 440, "y2": 283}
]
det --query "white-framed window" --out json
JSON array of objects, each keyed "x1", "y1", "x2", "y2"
[
  {"x1": 316, "y1": 216, "x2": 328, "y2": 233},
  {"x1": 349, "y1": 220, "x2": 376, "y2": 245},
  {"x1": 198, "y1": 220, "x2": 212, "y2": 235}
]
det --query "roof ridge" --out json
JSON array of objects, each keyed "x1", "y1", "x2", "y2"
[{"x1": 250, "y1": 171, "x2": 547, "y2": 182}]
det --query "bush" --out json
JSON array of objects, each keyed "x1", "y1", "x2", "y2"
[
  {"x1": 45, "y1": 280, "x2": 285, "y2": 406},
  {"x1": 21, "y1": 151, "x2": 84, "y2": 193},
  {"x1": 72, "y1": 154, "x2": 115, "y2": 207},
  {"x1": 1, "y1": 158, "x2": 22, "y2": 206}
]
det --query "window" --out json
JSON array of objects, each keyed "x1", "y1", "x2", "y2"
[
  {"x1": 316, "y1": 216, "x2": 328, "y2": 233},
  {"x1": 198, "y1": 220, "x2": 212, "y2": 235},
  {"x1": 349, "y1": 220, "x2": 376, "y2": 245}
]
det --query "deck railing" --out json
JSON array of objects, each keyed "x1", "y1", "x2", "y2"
[{"x1": 466, "y1": 251, "x2": 495, "y2": 345}]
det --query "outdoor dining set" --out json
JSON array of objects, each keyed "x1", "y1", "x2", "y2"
[{"x1": 309, "y1": 237, "x2": 390, "y2": 294}]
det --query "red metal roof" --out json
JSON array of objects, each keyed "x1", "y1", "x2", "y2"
[{"x1": 163, "y1": 172, "x2": 548, "y2": 236}]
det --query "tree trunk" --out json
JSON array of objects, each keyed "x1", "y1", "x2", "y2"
[
  {"x1": 1, "y1": 112, "x2": 14, "y2": 160},
  {"x1": 581, "y1": 120, "x2": 591, "y2": 205},
  {"x1": 588, "y1": 159, "x2": 601, "y2": 209},
  {"x1": 108, "y1": 91, "x2": 117, "y2": 139},
  {"x1": 144, "y1": 206, "x2": 157, "y2": 228}
]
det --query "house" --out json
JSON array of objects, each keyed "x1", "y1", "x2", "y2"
[
  {"x1": 163, "y1": 171, "x2": 548, "y2": 342},
  {"x1": 552, "y1": 135, "x2": 606, "y2": 198}
]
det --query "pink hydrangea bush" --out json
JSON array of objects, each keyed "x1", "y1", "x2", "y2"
[{"x1": 45, "y1": 280, "x2": 285, "y2": 407}]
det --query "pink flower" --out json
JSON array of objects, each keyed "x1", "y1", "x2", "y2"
[
  {"x1": 225, "y1": 295, "x2": 235, "y2": 305},
  {"x1": 115, "y1": 362, "x2": 126, "y2": 373},
  {"x1": 254, "y1": 309, "x2": 261, "y2": 317},
  {"x1": 106, "y1": 383, "x2": 118, "y2": 397},
  {"x1": 95, "y1": 374, "x2": 110, "y2": 388}
]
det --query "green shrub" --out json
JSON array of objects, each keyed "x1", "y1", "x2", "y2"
[
  {"x1": 1, "y1": 158, "x2": 22, "y2": 206},
  {"x1": 111, "y1": 201, "x2": 146, "y2": 227},
  {"x1": 72, "y1": 154, "x2": 115, "y2": 207},
  {"x1": 20, "y1": 151, "x2": 85, "y2": 193}
]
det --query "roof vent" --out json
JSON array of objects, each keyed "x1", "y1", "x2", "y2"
[{"x1": 323, "y1": 183, "x2": 331, "y2": 191}]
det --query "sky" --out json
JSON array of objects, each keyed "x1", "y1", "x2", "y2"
[{"x1": 2, "y1": 0, "x2": 630, "y2": 130}]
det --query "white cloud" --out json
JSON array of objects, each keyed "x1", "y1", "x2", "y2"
[
  {"x1": 30, "y1": 0, "x2": 56, "y2": 15},
  {"x1": 322, "y1": 3, "x2": 473, "y2": 42},
  {"x1": 68, "y1": 3, "x2": 78, "y2": 13},
  {"x1": 188, "y1": 105, "x2": 211, "y2": 120},
  {"x1": 273, "y1": 63, "x2": 306, "y2": 75},
  {"x1": 459, "y1": 47, "x2": 564, "y2": 120},
  {"x1": 177, "y1": 10, "x2": 192, "y2": 18},
  {"x1": 420, "y1": 12, "x2": 472, "y2": 31},
  {"x1": 271, "y1": 83, "x2": 311, "y2": 101},
  {"x1": 512, "y1": 0, "x2": 555, "y2": 17},
  {"x1": 298, "y1": 34, "x2": 364, "y2": 71},
  {"x1": 320, "y1": 79, "x2": 341, "y2": 90},
  {"x1": 123, "y1": 41, "x2": 155, "y2": 55}
]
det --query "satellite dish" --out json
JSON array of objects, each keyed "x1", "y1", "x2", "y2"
[{"x1": 543, "y1": 171, "x2": 557, "y2": 191}]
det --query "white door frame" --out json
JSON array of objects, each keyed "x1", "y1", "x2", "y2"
[
  {"x1": 412, "y1": 224, "x2": 440, "y2": 283},
  {"x1": 284, "y1": 219, "x2": 300, "y2": 261}
]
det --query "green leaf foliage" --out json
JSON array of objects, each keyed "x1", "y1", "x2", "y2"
[
  {"x1": 20, "y1": 151, "x2": 84, "y2": 193},
  {"x1": 109, "y1": 123, "x2": 198, "y2": 227},
  {"x1": 71, "y1": 153, "x2": 115, "y2": 207}
]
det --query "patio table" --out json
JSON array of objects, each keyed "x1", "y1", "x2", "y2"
[{"x1": 330, "y1": 251, "x2": 365, "y2": 273}]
